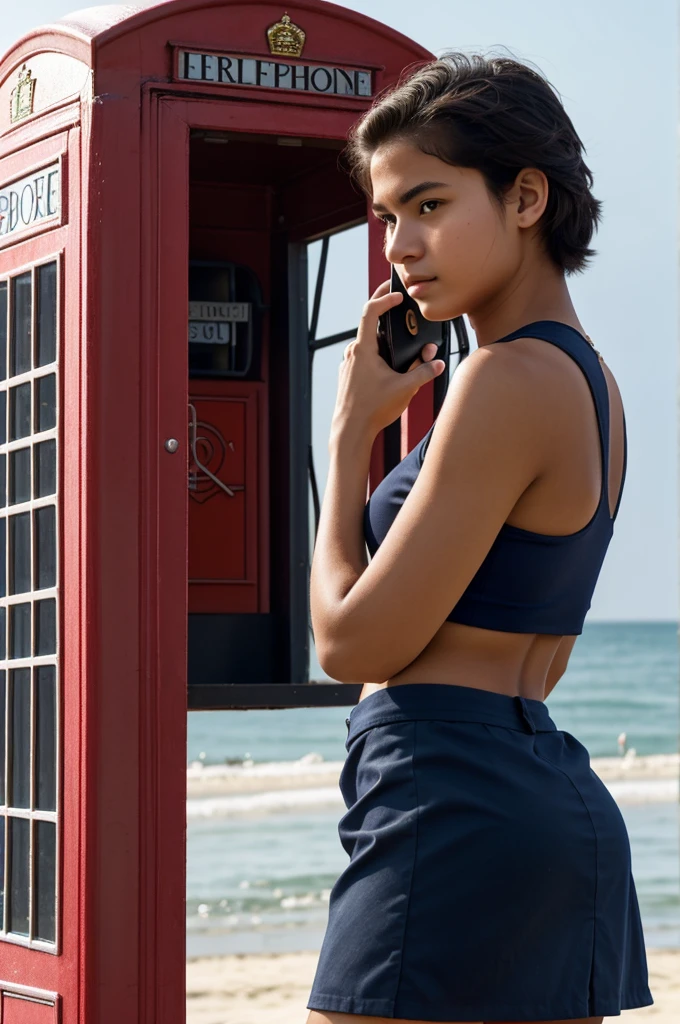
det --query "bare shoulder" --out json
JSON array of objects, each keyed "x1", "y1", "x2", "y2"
[{"x1": 427, "y1": 339, "x2": 556, "y2": 472}]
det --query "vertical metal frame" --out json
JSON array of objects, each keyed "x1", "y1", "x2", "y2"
[{"x1": 287, "y1": 241, "x2": 311, "y2": 686}]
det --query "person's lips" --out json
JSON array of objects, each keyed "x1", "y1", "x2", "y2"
[{"x1": 405, "y1": 278, "x2": 436, "y2": 297}]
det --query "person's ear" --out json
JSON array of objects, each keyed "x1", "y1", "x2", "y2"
[{"x1": 511, "y1": 168, "x2": 548, "y2": 228}]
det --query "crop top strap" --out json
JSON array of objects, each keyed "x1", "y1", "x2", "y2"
[{"x1": 489, "y1": 320, "x2": 612, "y2": 516}]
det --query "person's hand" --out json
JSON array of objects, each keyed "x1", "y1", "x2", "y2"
[{"x1": 330, "y1": 278, "x2": 446, "y2": 442}]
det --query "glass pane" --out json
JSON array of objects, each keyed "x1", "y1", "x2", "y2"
[
  {"x1": 8, "y1": 816, "x2": 29, "y2": 934},
  {"x1": 0, "y1": 670, "x2": 5, "y2": 805},
  {"x1": 34, "y1": 820, "x2": 55, "y2": 942},
  {"x1": 34, "y1": 600, "x2": 56, "y2": 657},
  {"x1": 9, "y1": 513, "x2": 30, "y2": 594},
  {"x1": 36, "y1": 375, "x2": 56, "y2": 433},
  {"x1": 34, "y1": 506, "x2": 56, "y2": 590},
  {"x1": 307, "y1": 224, "x2": 367, "y2": 342},
  {"x1": 9, "y1": 668, "x2": 30, "y2": 808},
  {"x1": 0, "y1": 389, "x2": 5, "y2": 445},
  {"x1": 9, "y1": 448, "x2": 30, "y2": 506},
  {"x1": 0, "y1": 280, "x2": 7, "y2": 382},
  {"x1": 9, "y1": 604, "x2": 31, "y2": 660},
  {"x1": 36, "y1": 263, "x2": 57, "y2": 367},
  {"x1": 308, "y1": 336, "x2": 348, "y2": 683},
  {"x1": 34, "y1": 440, "x2": 56, "y2": 498},
  {"x1": 10, "y1": 273, "x2": 32, "y2": 377},
  {"x1": 9, "y1": 383, "x2": 31, "y2": 441},
  {"x1": 0, "y1": 607, "x2": 5, "y2": 660},
  {"x1": 0, "y1": 517, "x2": 5, "y2": 598},
  {"x1": 35, "y1": 666, "x2": 56, "y2": 812},
  {"x1": 0, "y1": 453, "x2": 6, "y2": 508}
]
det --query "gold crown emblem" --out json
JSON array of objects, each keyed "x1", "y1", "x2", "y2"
[
  {"x1": 266, "y1": 13, "x2": 306, "y2": 58},
  {"x1": 10, "y1": 64, "x2": 36, "y2": 124}
]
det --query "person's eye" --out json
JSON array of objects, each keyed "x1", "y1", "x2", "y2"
[
  {"x1": 377, "y1": 213, "x2": 395, "y2": 227},
  {"x1": 421, "y1": 200, "x2": 441, "y2": 215}
]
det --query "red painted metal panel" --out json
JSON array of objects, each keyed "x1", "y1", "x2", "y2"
[
  {"x1": 188, "y1": 392, "x2": 262, "y2": 611},
  {"x1": 2, "y1": 993, "x2": 57, "y2": 1022}
]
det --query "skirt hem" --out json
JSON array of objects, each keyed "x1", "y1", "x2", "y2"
[{"x1": 306, "y1": 986, "x2": 655, "y2": 1020}]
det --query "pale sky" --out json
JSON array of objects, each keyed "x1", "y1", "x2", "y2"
[{"x1": 2, "y1": 0, "x2": 677, "y2": 627}]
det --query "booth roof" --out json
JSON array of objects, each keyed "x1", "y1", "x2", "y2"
[{"x1": 6, "y1": 0, "x2": 434, "y2": 51}]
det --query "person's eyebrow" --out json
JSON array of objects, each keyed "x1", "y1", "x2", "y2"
[{"x1": 371, "y1": 180, "x2": 450, "y2": 213}]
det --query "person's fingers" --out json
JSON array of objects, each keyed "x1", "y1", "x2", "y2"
[
  {"x1": 357, "y1": 290, "x2": 403, "y2": 343},
  {"x1": 421, "y1": 342, "x2": 440, "y2": 362},
  {"x1": 370, "y1": 278, "x2": 393, "y2": 300},
  {"x1": 415, "y1": 358, "x2": 446, "y2": 382},
  {"x1": 407, "y1": 343, "x2": 441, "y2": 372}
]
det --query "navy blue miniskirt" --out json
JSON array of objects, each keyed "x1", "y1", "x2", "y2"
[{"x1": 307, "y1": 683, "x2": 654, "y2": 1021}]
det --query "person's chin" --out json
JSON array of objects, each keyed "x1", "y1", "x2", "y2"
[{"x1": 416, "y1": 299, "x2": 457, "y2": 322}]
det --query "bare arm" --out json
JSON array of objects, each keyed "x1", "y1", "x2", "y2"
[{"x1": 310, "y1": 344, "x2": 547, "y2": 683}]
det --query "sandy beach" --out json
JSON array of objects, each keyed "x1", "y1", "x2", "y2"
[{"x1": 186, "y1": 946, "x2": 680, "y2": 1022}]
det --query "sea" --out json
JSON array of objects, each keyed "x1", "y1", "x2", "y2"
[{"x1": 186, "y1": 621, "x2": 680, "y2": 958}]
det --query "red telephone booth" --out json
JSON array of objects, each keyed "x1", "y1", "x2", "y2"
[{"x1": 0, "y1": 2, "x2": 468, "y2": 1020}]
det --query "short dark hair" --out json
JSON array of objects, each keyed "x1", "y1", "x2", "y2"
[{"x1": 344, "y1": 52, "x2": 602, "y2": 275}]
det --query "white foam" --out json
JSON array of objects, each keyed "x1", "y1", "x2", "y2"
[
  {"x1": 604, "y1": 778, "x2": 679, "y2": 804},
  {"x1": 186, "y1": 775, "x2": 677, "y2": 819},
  {"x1": 187, "y1": 786, "x2": 344, "y2": 819}
]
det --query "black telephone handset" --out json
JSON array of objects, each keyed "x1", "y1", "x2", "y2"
[{"x1": 376, "y1": 265, "x2": 451, "y2": 373}]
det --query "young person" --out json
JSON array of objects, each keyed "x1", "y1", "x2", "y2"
[{"x1": 306, "y1": 52, "x2": 653, "y2": 1024}]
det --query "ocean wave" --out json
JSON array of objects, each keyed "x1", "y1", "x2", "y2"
[
  {"x1": 186, "y1": 772, "x2": 678, "y2": 819},
  {"x1": 187, "y1": 786, "x2": 343, "y2": 819}
]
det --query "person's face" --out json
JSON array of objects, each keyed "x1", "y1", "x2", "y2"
[{"x1": 369, "y1": 139, "x2": 544, "y2": 321}]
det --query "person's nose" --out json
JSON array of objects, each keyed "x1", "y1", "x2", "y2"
[{"x1": 383, "y1": 219, "x2": 424, "y2": 267}]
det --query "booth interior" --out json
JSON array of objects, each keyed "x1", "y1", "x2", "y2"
[{"x1": 187, "y1": 130, "x2": 365, "y2": 706}]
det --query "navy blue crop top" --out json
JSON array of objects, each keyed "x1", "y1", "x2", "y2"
[{"x1": 363, "y1": 321, "x2": 627, "y2": 636}]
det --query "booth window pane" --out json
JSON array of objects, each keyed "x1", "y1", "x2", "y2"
[
  {"x1": 8, "y1": 817, "x2": 29, "y2": 935},
  {"x1": 0, "y1": 282, "x2": 7, "y2": 382},
  {"x1": 0, "y1": 671, "x2": 5, "y2": 805},
  {"x1": 9, "y1": 669, "x2": 30, "y2": 808},
  {"x1": 36, "y1": 264, "x2": 57, "y2": 368},
  {"x1": 34, "y1": 507, "x2": 56, "y2": 590},
  {"x1": 35, "y1": 667, "x2": 56, "y2": 812},
  {"x1": 9, "y1": 514, "x2": 30, "y2": 594},
  {"x1": 9, "y1": 604, "x2": 31, "y2": 660},
  {"x1": 0, "y1": 262, "x2": 60, "y2": 949},
  {"x1": 9, "y1": 449, "x2": 30, "y2": 506},
  {"x1": 36, "y1": 376, "x2": 56, "y2": 433},
  {"x1": 34, "y1": 601, "x2": 56, "y2": 658},
  {"x1": 10, "y1": 274, "x2": 31, "y2": 377},
  {"x1": 10, "y1": 384, "x2": 30, "y2": 441},
  {"x1": 34, "y1": 441, "x2": 56, "y2": 498},
  {"x1": 34, "y1": 821, "x2": 55, "y2": 942}
]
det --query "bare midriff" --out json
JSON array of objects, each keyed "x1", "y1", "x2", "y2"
[{"x1": 358, "y1": 621, "x2": 564, "y2": 705}]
